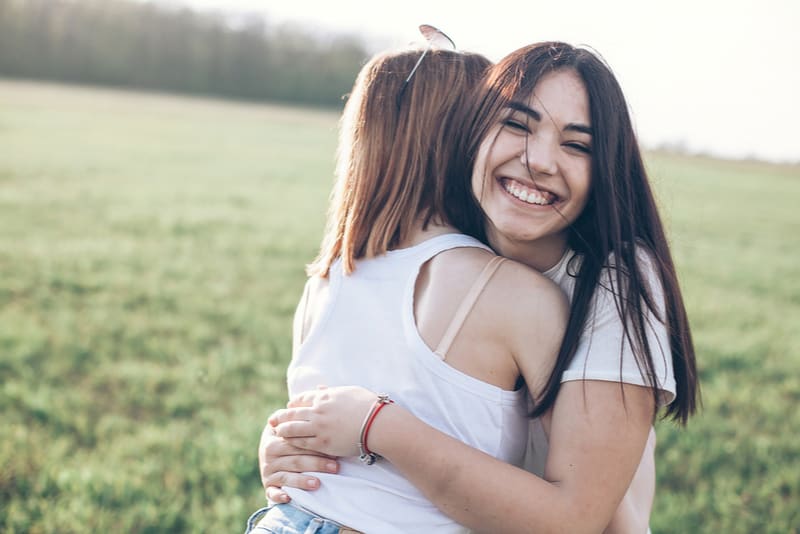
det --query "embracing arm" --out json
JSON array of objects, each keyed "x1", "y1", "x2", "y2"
[
  {"x1": 369, "y1": 381, "x2": 653, "y2": 533},
  {"x1": 274, "y1": 380, "x2": 653, "y2": 533},
  {"x1": 603, "y1": 426, "x2": 656, "y2": 534},
  {"x1": 370, "y1": 381, "x2": 653, "y2": 532}
]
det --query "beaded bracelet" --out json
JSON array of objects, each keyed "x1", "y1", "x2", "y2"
[{"x1": 358, "y1": 393, "x2": 394, "y2": 465}]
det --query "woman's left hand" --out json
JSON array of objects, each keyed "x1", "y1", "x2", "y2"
[
  {"x1": 258, "y1": 420, "x2": 339, "y2": 503},
  {"x1": 270, "y1": 385, "x2": 378, "y2": 457}
]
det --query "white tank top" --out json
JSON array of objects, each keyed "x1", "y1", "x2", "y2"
[{"x1": 285, "y1": 233, "x2": 529, "y2": 534}]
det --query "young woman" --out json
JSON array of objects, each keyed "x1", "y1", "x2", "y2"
[
  {"x1": 263, "y1": 41, "x2": 699, "y2": 533},
  {"x1": 244, "y1": 35, "x2": 574, "y2": 534}
]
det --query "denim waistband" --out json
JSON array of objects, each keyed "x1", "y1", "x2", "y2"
[{"x1": 244, "y1": 502, "x2": 363, "y2": 534}]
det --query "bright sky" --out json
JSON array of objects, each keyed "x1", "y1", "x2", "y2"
[{"x1": 163, "y1": 0, "x2": 799, "y2": 163}]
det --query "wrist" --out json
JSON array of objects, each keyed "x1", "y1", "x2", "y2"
[
  {"x1": 358, "y1": 393, "x2": 394, "y2": 464},
  {"x1": 361, "y1": 402, "x2": 409, "y2": 460}
]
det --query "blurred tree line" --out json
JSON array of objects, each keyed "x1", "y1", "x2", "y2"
[{"x1": 0, "y1": 0, "x2": 371, "y2": 107}]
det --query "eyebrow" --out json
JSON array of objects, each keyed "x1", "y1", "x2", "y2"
[{"x1": 507, "y1": 101, "x2": 593, "y2": 136}]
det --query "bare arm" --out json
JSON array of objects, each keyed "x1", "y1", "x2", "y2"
[
  {"x1": 603, "y1": 427, "x2": 656, "y2": 534},
  {"x1": 274, "y1": 381, "x2": 654, "y2": 534}
]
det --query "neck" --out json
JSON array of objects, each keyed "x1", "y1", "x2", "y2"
[
  {"x1": 396, "y1": 218, "x2": 458, "y2": 249},
  {"x1": 486, "y1": 228, "x2": 568, "y2": 272}
]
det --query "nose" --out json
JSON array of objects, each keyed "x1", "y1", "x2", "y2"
[{"x1": 520, "y1": 136, "x2": 557, "y2": 175}]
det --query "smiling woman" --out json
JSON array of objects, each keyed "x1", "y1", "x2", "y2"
[{"x1": 473, "y1": 69, "x2": 593, "y2": 272}]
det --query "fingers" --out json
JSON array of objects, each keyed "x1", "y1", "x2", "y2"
[
  {"x1": 273, "y1": 421, "x2": 317, "y2": 439},
  {"x1": 261, "y1": 451, "x2": 340, "y2": 502},
  {"x1": 268, "y1": 407, "x2": 316, "y2": 427},
  {"x1": 260, "y1": 438, "x2": 338, "y2": 485},
  {"x1": 264, "y1": 472, "x2": 320, "y2": 501},
  {"x1": 287, "y1": 390, "x2": 324, "y2": 409},
  {"x1": 280, "y1": 436, "x2": 319, "y2": 451},
  {"x1": 261, "y1": 436, "x2": 307, "y2": 462},
  {"x1": 264, "y1": 453, "x2": 339, "y2": 476},
  {"x1": 266, "y1": 485, "x2": 291, "y2": 503}
]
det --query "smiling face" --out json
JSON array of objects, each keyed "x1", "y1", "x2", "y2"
[{"x1": 471, "y1": 68, "x2": 593, "y2": 271}]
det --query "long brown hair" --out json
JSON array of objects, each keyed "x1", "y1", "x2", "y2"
[
  {"x1": 308, "y1": 48, "x2": 491, "y2": 276},
  {"x1": 447, "y1": 42, "x2": 699, "y2": 424}
]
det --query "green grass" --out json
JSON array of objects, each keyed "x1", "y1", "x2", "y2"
[{"x1": 1, "y1": 79, "x2": 798, "y2": 533}]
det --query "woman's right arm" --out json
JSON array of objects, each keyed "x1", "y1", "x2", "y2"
[
  {"x1": 261, "y1": 408, "x2": 655, "y2": 533},
  {"x1": 372, "y1": 380, "x2": 654, "y2": 534},
  {"x1": 273, "y1": 379, "x2": 653, "y2": 533},
  {"x1": 603, "y1": 427, "x2": 656, "y2": 534}
]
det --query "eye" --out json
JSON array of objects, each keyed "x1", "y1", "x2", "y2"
[
  {"x1": 563, "y1": 141, "x2": 592, "y2": 155},
  {"x1": 501, "y1": 118, "x2": 529, "y2": 133},
  {"x1": 499, "y1": 110, "x2": 532, "y2": 135}
]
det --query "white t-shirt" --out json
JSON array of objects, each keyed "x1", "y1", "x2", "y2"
[{"x1": 523, "y1": 247, "x2": 676, "y2": 475}]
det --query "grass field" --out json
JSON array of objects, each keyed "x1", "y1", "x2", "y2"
[{"x1": 1, "y1": 78, "x2": 798, "y2": 533}]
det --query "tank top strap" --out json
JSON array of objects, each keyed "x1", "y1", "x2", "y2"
[
  {"x1": 434, "y1": 255, "x2": 507, "y2": 360},
  {"x1": 410, "y1": 233, "x2": 493, "y2": 266}
]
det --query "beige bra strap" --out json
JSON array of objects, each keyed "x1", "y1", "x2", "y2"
[{"x1": 434, "y1": 255, "x2": 507, "y2": 360}]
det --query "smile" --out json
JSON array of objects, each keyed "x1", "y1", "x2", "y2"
[{"x1": 500, "y1": 178, "x2": 556, "y2": 206}]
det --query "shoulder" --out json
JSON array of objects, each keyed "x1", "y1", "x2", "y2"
[
  {"x1": 603, "y1": 243, "x2": 661, "y2": 282},
  {"x1": 427, "y1": 245, "x2": 496, "y2": 272},
  {"x1": 485, "y1": 259, "x2": 569, "y2": 394},
  {"x1": 486, "y1": 258, "x2": 570, "y2": 350},
  {"x1": 594, "y1": 244, "x2": 666, "y2": 308},
  {"x1": 494, "y1": 258, "x2": 569, "y2": 311},
  {"x1": 426, "y1": 249, "x2": 568, "y2": 321}
]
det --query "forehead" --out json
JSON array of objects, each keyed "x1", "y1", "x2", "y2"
[{"x1": 521, "y1": 69, "x2": 590, "y2": 124}]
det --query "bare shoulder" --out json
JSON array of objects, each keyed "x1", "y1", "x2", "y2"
[
  {"x1": 490, "y1": 258, "x2": 569, "y2": 318},
  {"x1": 426, "y1": 245, "x2": 498, "y2": 273},
  {"x1": 418, "y1": 248, "x2": 568, "y2": 391},
  {"x1": 427, "y1": 249, "x2": 569, "y2": 320},
  {"x1": 416, "y1": 246, "x2": 500, "y2": 321},
  {"x1": 487, "y1": 259, "x2": 570, "y2": 392}
]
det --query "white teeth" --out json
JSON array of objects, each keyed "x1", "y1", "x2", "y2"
[{"x1": 502, "y1": 180, "x2": 553, "y2": 206}]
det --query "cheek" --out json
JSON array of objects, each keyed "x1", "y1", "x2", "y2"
[
  {"x1": 570, "y1": 164, "x2": 592, "y2": 212},
  {"x1": 471, "y1": 159, "x2": 493, "y2": 210},
  {"x1": 471, "y1": 170, "x2": 484, "y2": 202},
  {"x1": 471, "y1": 133, "x2": 499, "y2": 203}
]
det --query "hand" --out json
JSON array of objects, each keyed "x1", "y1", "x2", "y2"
[
  {"x1": 270, "y1": 385, "x2": 378, "y2": 457},
  {"x1": 258, "y1": 417, "x2": 339, "y2": 503}
]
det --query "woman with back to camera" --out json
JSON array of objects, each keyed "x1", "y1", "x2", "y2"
[
  {"x1": 263, "y1": 40, "x2": 700, "y2": 533},
  {"x1": 244, "y1": 31, "x2": 577, "y2": 534}
]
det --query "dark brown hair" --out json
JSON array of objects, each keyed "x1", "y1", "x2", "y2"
[{"x1": 447, "y1": 42, "x2": 699, "y2": 424}]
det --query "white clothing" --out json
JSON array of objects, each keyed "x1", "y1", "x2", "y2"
[
  {"x1": 523, "y1": 246, "x2": 676, "y2": 476},
  {"x1": 285, "y1": 233, "x2": 529, "y2": 534}
]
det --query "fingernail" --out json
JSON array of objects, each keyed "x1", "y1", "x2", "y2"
[
  {"x1": 306, "y1": 479, "x2": 319, "y2": 489},
  {"x1": 326, "y1": 462, "x2": 338, "y2": 472}
]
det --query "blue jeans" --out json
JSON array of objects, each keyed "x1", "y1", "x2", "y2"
[{"x1": 244, "y1": 502, "x2": 357, "y2": 534}]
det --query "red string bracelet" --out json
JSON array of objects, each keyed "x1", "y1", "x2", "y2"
[{"x1": 358, "y1": 393, "x2": 394, "y2": 465}]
